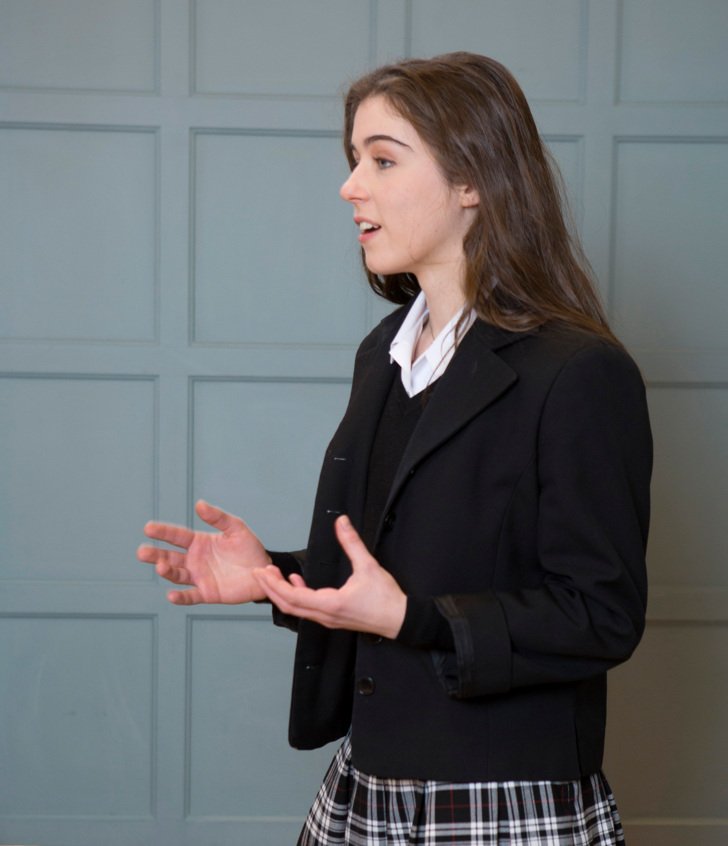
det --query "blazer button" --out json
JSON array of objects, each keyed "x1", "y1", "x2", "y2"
[
  {"x1": 382, "y1": 511, "x2": 396, "y2": 530},
  {"x1": 357, "y1": 676, "x2": 376, "y2": 696}
]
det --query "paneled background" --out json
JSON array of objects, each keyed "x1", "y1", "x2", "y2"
[{"x1": 1, "y1": 2, "x2": 726, "y2": 844}]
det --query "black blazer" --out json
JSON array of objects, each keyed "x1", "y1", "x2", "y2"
[{"x1": 271, "y1": 303, "x2": 652, "y2": 781}]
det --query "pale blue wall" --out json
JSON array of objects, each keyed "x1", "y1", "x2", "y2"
[{"x1": 1, "y1": 2, "x2": 727, "y2": 844}]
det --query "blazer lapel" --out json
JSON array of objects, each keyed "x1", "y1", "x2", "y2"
[{"x1": 382, "y1": 321, "x2": 529, "y2": 517}]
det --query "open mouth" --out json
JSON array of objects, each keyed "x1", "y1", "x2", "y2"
[{"x1": 358, "y1": 221, "x2": 381, "y2": 233}]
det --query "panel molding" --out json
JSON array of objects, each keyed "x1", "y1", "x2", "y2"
[
  {"x1": 648, "y1": 588, "x2": 728, "y2": 622},
  {"x1": 542, "y1": 134, "x2": 585, "y2": 229},
  {"x1": 2, "y1": 2, "x2": 725, "y2": 842}
]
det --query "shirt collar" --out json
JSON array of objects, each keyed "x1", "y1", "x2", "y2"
[{"x1": 389, "y1": 292, "x2": 476, "y2": 397}]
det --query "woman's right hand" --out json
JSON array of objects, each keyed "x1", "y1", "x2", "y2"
[{"x1": 137, "y1": 500, "x2": 271, "y2": 605}]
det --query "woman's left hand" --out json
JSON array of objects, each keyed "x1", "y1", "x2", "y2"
[{"x1": 253, "y1": 515, "x2": 407, "y2": 639}]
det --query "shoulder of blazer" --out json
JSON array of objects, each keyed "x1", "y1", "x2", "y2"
[
  {"x1": 470, "y1": 318, "x2": 536, "y2": 352},
  {"x1": 503, "y1": 324, "x2": 642, "y2": 382},
  {"x1": 354, "y1": 301, "x2": 411, "y2": 362},
  {"x1": 485, "y1": 321, "x2": 641, "y2": 381}
]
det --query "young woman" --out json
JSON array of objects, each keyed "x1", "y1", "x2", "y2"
[{"x1": 138, "y1": 53, "x2": 652, "y2": 845}]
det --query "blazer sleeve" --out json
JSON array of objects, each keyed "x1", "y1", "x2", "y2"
[
  {"x1": 430, "y1": 342, "x2": 652, "y2": 698},
  {"x1": 265, "y1": 549, "x2": 306, "y2": 631}
]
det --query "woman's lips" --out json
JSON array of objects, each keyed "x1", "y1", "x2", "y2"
[{"x1": 357, "y1": 220, "x2": 380, "y2": 243}]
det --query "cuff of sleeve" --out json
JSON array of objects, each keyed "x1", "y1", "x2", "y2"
[
  {"x1": 266, "y1": 550, "x2": 304, "y2": 580},
  {"x1": 434, "y1": 592, "x2": 512, "y2": 697},
  {"x1": 262, "y1": 551, "x2": 304, "y2": 631},
  {"x1": 396, "y1": 596, "x2": 455, "y2": 650}
]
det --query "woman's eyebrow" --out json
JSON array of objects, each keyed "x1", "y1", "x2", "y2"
[{"x1": 350, "y1": 134, "x2": 413, "y2": 155}]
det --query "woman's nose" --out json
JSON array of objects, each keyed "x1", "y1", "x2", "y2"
[{"x1": 340, "y1": 166, "x2": 366, "y2": 203}]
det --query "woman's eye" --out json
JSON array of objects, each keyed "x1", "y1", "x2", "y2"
[{"x1": 375, "y1": 157, "x2": 394, "y2": 169}]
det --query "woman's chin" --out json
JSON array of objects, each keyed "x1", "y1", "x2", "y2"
[{"x1": 364, "y1": 259, "x2": 410, "y2": 277}]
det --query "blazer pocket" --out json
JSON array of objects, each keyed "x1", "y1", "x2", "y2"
[{"x1": 429, "y1": 649, "x2": 461, "y2": 698}]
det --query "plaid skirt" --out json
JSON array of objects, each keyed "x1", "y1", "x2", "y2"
[{"x1": 297, "y1": 735, "x2": 625, "y2": 846}]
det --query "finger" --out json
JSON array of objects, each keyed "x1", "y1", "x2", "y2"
[
  {"x1": 254, "y1": 567, "x2": 310, "y2": 609},
  {"x1": 137, "y1": 543, "x2": 159, "y2": 563},
  {"x1": 155, "y1": 548, "x2": 189, "y2": 570},
  {"x1": 167, "y1": 588, "x2": 201, "y2": 606},
  {"x1": 255, "y1": 567, "x2": 339, "y2": 617},
  {"x1": 252, "y1": 569, "x2": 291, "y2": 610},
  {"x1": 143, "y1": 521, "x2": 194, "y2": 549},
  {"x1": 254, "y1": 570, "x2": 351, "y2": 631},
  {"x1": 137, "y1": 544, "x2": 187, "y2": 569},
  {"x1": 252, "y1": 565, "x2": 287, "y2": 594},
  {"x1": 156, "y1": 560, "x2": 194, "y2": 586},
  {"x1": 195, "y1": 499, "x2": 247, "y2": 535},
  {"x1": 137, "y1": 545, "x2": 195, "y2": 585},
  {"x1": 334, "y1": 515, "x2": 374, "y2": 567}
]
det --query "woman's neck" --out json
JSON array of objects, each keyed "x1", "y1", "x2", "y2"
[{"x1": 418, "y1": 274, "x2": 466, "y2": 338}]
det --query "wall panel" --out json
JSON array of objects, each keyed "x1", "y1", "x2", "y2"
[
  {"x1": 0, "y1": 0, "x2": 159, "y2": 93},
  {"x1": 0, "y1": 376, "x2": 157, "y2": 581},
  {"x1": 646, "y1": 386, "x2": 728, "y2": 588},
  {"x1": 186, "y1": 617, "x2": 336, "y2": 819},
  {"x1": 618, "y1": 0, "x2": 728, "y2": 104},
  {"x1": 0, "y1": 126, "x2": 158, "y2": 343},
  {"x1": 409, "y1": 0, "x2": 587, "y2": 102},
  {"x1": 0, "y1": 615, "x2": 155, "y2": 817},
  {"x1": 192, "y1": 131, "x2": 364, "y2": 346},
  {"x1": 192, "y1": 0, "x2": 375, "y2": 97},
  {"x1": 611, "y1": 138, "x2": 728, "y2": 357},
  {"x1": 191, "y1": 378, "x2": 350, "y2": 549},
  {"x1": 1, "y1": 1, "x2": 727, "y2": 843},
  {"x1": 606, "y1": 622, "x2": 728, "y2": 818}
]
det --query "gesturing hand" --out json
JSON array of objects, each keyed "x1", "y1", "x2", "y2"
[
  {"x1": 137, "y1": 500, "x2": 271, "y2": 605},
  {"x1": 253, "y1": 515, "x2": 407, "y2": 639}
]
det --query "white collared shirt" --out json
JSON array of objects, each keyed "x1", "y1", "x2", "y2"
[{"x1": 389, "y1": 291, "x2": 476, "y2": 397}]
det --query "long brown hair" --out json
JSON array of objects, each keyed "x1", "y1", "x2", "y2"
[{"x1": 344, "y1": 52, "x2": 617, "y2": 343}]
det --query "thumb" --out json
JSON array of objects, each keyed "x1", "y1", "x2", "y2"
[{"x1": 334, "y1": 515, "x2": 373, "y2": 570}]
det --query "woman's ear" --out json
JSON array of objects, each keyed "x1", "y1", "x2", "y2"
[{"x1": 458, "y1": 184, "x2": 479, "y2": 209}]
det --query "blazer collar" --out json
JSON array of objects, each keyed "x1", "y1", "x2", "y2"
[{"x1": 373, "y1": 297, "x2": 532, "y2": 354}]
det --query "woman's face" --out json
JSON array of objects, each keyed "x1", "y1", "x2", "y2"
[{"x1": 340, "y1": 96, "x2": 478, "y2": 288}]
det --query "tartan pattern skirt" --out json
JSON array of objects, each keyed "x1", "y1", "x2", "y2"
[{"x1": 297, "y1": 735, "x2": 626, "y2": 846}]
